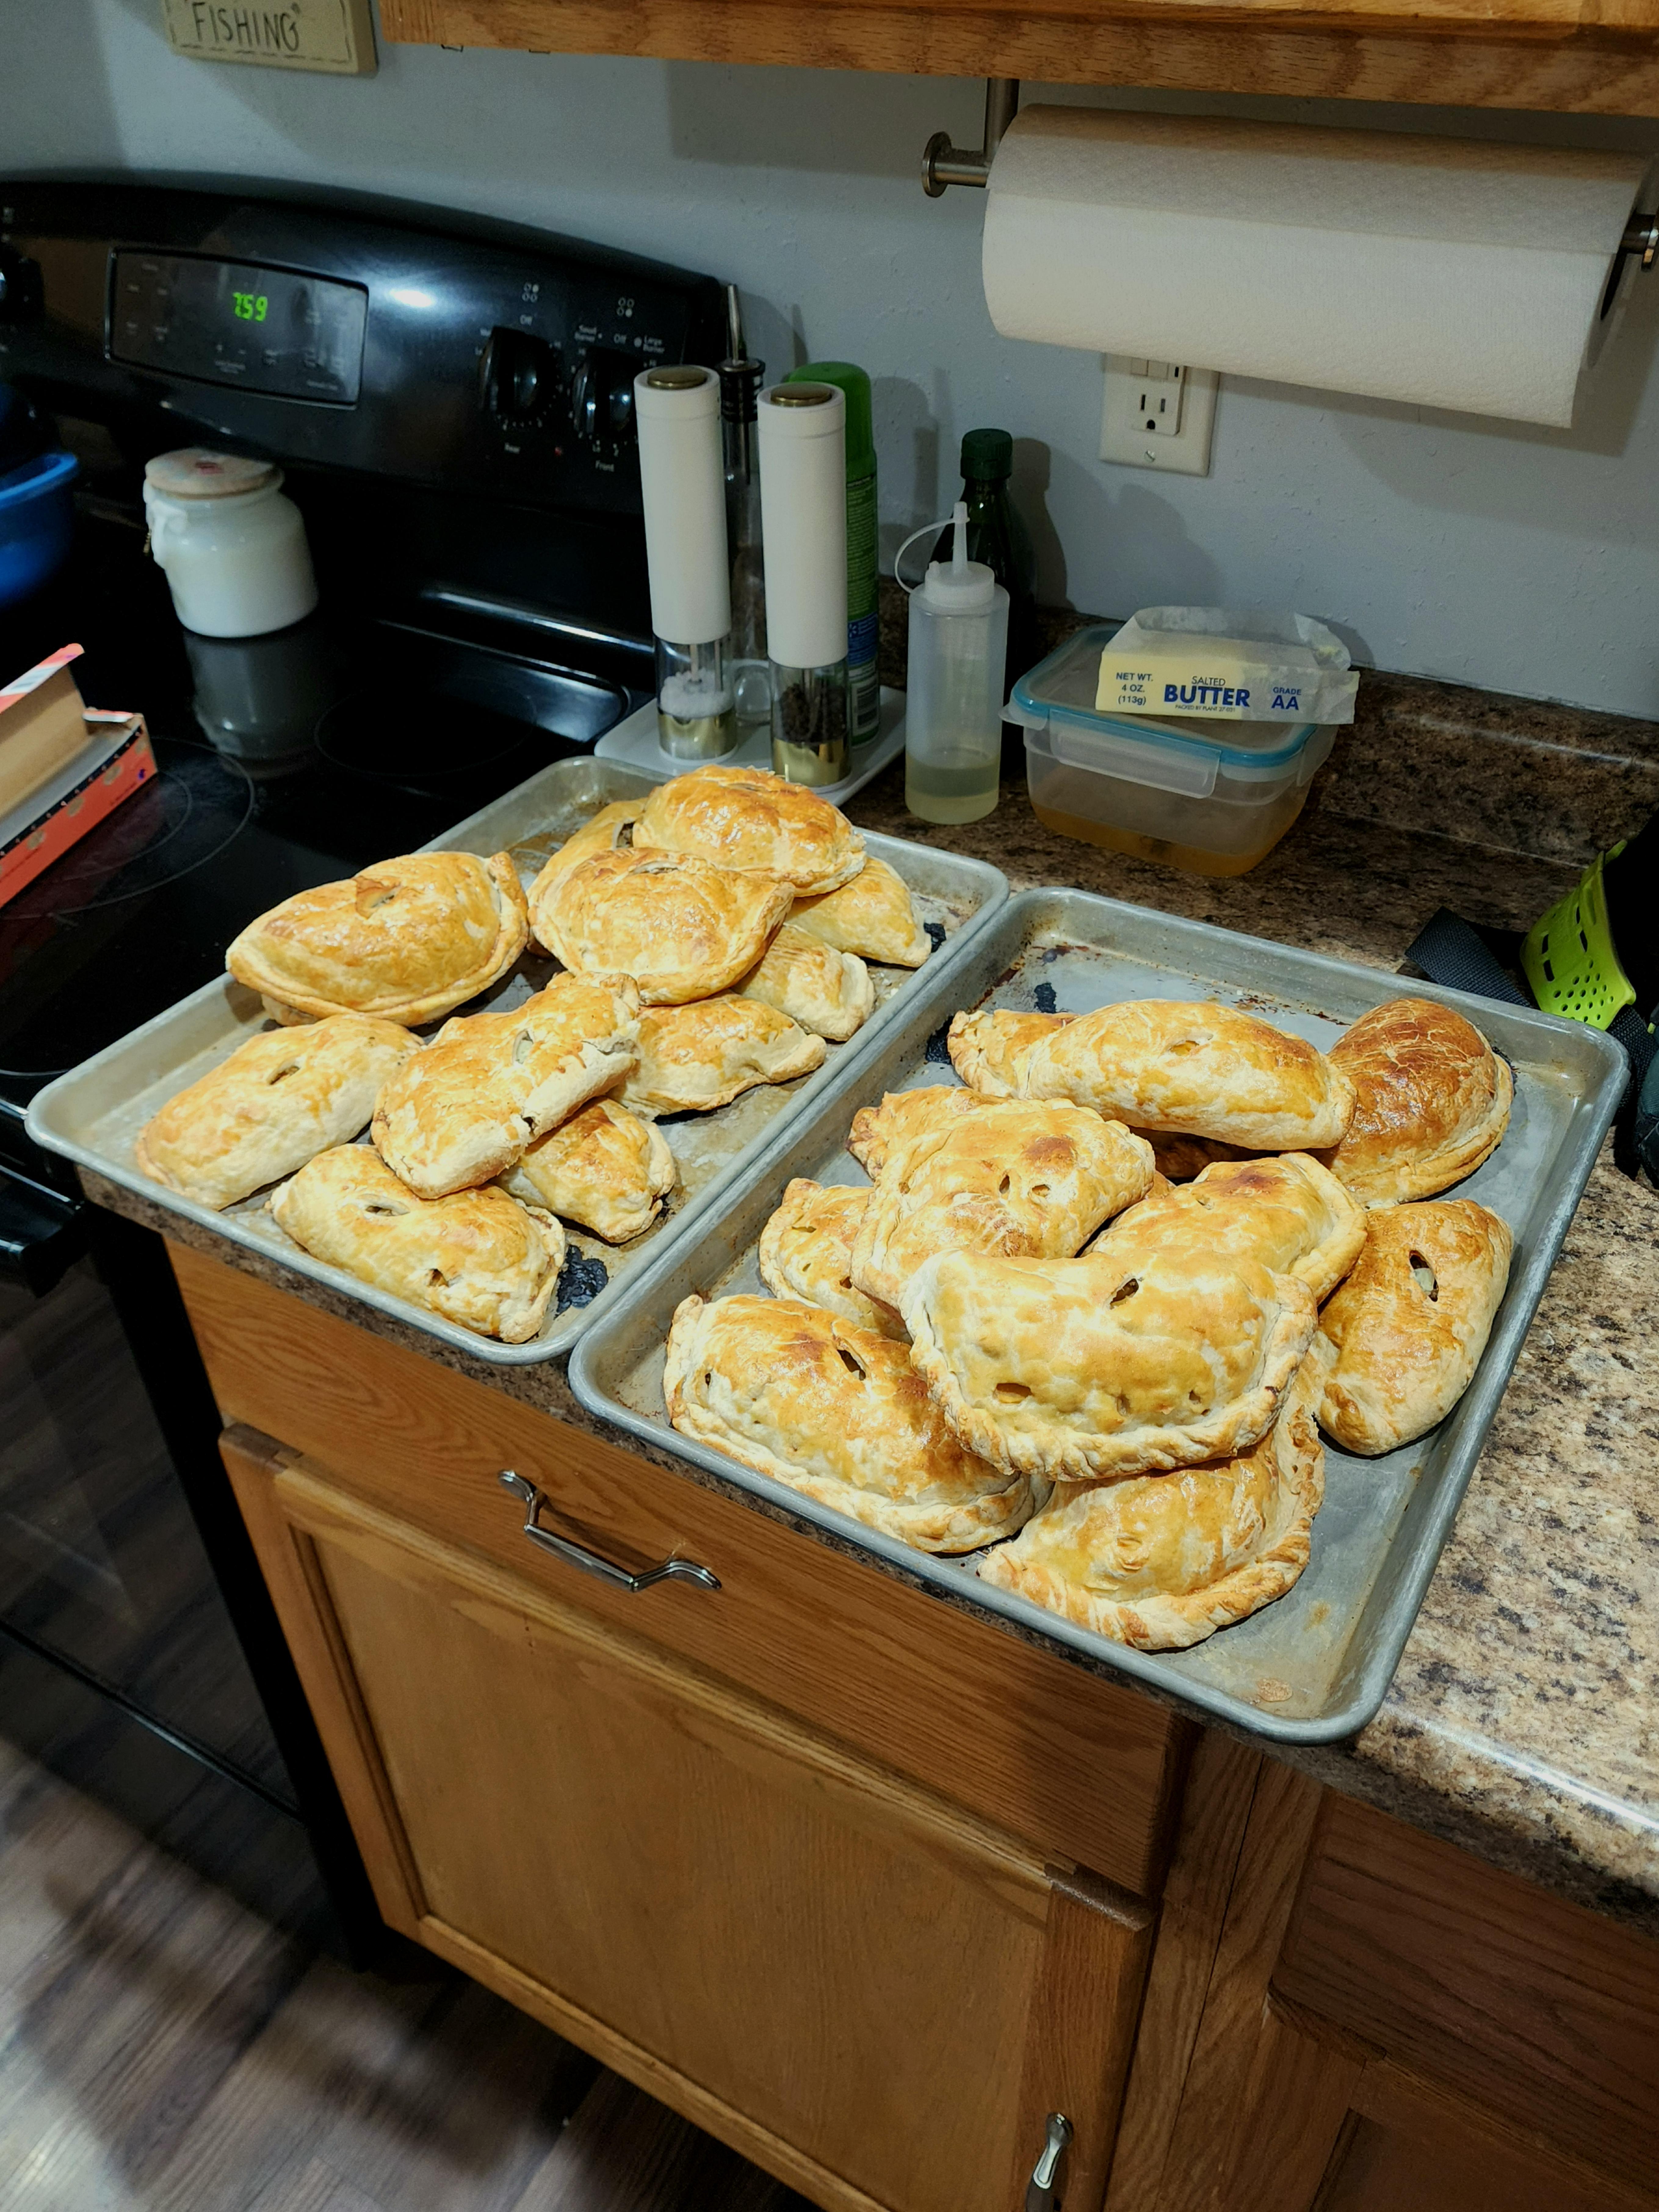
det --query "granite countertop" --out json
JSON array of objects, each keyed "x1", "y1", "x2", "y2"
[{"x1": 83, "y1": 655, "x2": 1659, "y2": 1935}]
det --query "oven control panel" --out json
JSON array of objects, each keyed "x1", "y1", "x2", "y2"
[{"x1": 110, "y1": 251, "x2": 368, "y2": 404}]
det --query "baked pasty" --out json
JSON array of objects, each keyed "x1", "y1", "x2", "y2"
[
  {"x1": 1022, "y1": 1000, "x2": 1356, "y2": 1150},
  {"x1": 902, "y1": 1246, "x2": 1317, "y2": 1482},
  {"x1": 529, "y1": 846, "x2": 793, "y2": 1006},
  {"x1": 851, "y1": 1100, "x2": 1155, "y2": 1310},
  {"x1": 847, "y1": 1085, "x2": 991, "y2": 1179},
  {"x1": 790, "y1": 855, "x2": 930, "y2": 966},
  {"x1": 619, "y1": 995, "x2": 826, "y2": 1116},
  {"x1": 663, "y1": 1294, "x2": 1039, "y2": 1552},
  {"x1": 949, "y1": 1008, "x2": 1074, "y2": 1097},
  {"x1": 1316, "y1": 1199, "x2": 1513, "y2": 1455},
  {"x1": 977, "y1": 1348, "x2": 1329, "y2": 1652},
  {"x1": 633, "y1": 764, "x2": 865, "y2": 896},
  {"x1": 1093, "y1": 1152, "x2": 1367, "y2": 1304},
  {"x1": 270, "y1": 1146, "x2": 564, "y2": 1343},
  {"x1": 502, "y1": 1097, "x2": 676, "y2": 1243},
  {"x1": 135, "y1": 1016, "x2": 419, "y2": 1212},
  {"x1": 526, "y1": 798, "x2": 641, "y2": 895},
  {"x1": 1318, "y1": 997, "x2": 1513, "y2": 1207},
  {"x1": 371, "y1": 973, "x2": 641, "y2": 1198},
  {"x1": 757, "y1": 1179, "x2": 905, "y2": 1340},
  {"x1": 226, "y1": 852, "x2": 530, "y2": 1026},
  {"x1": 739, "y1": 923, "x2": 874, "y2": 1042}
]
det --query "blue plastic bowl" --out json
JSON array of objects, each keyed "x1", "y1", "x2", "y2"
[{"x1": 0, "y1": 449, "x2": 79, "y2": 608}]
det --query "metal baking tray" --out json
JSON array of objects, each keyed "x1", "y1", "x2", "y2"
[
  {"x1": 570, "y1": 885, "x2": 1625, "y2": 1743},
  {"x1": 26, "y1": 758, "x2": 1007, "y2": 1367}
]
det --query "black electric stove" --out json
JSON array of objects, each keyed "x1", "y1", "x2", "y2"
[{"x1": 0, "y1": 177, "x2": 721, "y2": 1952}]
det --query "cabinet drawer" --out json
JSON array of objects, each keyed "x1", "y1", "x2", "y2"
[{"x1": 173, "y1": 1240, "x2": 1185, "y2": 1895}]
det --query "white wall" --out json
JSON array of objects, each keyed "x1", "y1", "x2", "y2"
[{"x1": 9, "y1": 1, "x2": 1659, "y2": 716}]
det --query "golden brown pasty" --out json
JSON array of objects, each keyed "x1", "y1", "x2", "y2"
[
  {"x1": 526, "y1": 798, "x2": 641, "y2": 894},
  {"x1": 225, "y1": 852, "x2": 529, "y2": 1026},
  {"x1": 789, "y1": 855, "x2": 930, "y2": 966},
  {"x1": 850, "y1": 1100, "x2": 1155, "y2": 1310},
  {"x1": 529, "y1": 846, "x2": 793, "y2": 1006},
  {"x1": 501, "y1": 1097, "x2": 676, "y2": 1244},
  {"x1": 633, "y1": 764, "x2": 865, "y2": 896},
  {"x1": 618, "y1": 995, "x2": 826, "y2": 1116},
  {"x1": 846, "y1": 1084, "x2": 991, "y2": 1179},
  {"x1": 1318, "y1": 997, "x2": 1513, "y2": 1207},
  {"x1": 739, "y1": 923, "x2": 874, "y2": 1042},
  {"x1": 371, "y1": 973, "x2": 641, "y2": 1198},
  {"x1": 977, "y1": 1348, "x2": 1329, "y2": 1651},
  {"x1": 135, "y1": 1016, "x2": 419, "y2": 1212},
  {"x1": 1022, "y1": 999, "x2": 1356, "y2": 1150},
  {"x1": 757, "y1": 1179, "x2": 905, "y2": 1340},
  {"x1": 948, "y1": 1007, "x2": 1074, "y2": 1096},
  {"x1": 902, "y1": 1245, "x2": 1317, "y2": 1482},
  {"x1": 1316, "y1": 1200, "x2": 1513, "y2": 1455},
  {"x1": 1093, "y1": 1152, "x2": 1367, "y2": 1304},
  {"x1": 663, "y1": 1294, "x2": 1039, "y2": 1551},
  {"x1": 270, "y1": 1145, "x2": 564, "y2": 1343}
]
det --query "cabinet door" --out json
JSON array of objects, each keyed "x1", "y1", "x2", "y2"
[{"x1": 225, "y1": 1431, "x2": 1153, "y2": 2212}]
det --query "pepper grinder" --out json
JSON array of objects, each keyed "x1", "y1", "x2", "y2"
[
  {"x1": 757, "y1": 382, "x2": 848, "y2": 787},
  {"x1": 634, "y1": 364, "x2": 737, "y2": 759}
]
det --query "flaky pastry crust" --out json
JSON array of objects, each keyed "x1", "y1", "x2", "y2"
[
  {"x1": 619, "y1": 996, "x2": 825, "y2": 1116},
  {"x1": 1317, "y1": 1199, "x2": 1513, "y2": 1455},
  {"x1": 902, "y1": 1244, "x2": 1317, "y2": 1482},
  {"x1": 948, "y1": 1008, "x2": 1074, "y2": 1097},
  {"x1": 502, "y1": 1097, "x2": 676, "y2": 1244},
  {"x1": 1092, "y1": 1152, "x2": 1367, "y2": 1304},
  {"x1": 270, "y1": 1145, "x2": 564, "y2": 1343},
  {"x1": 528, "y1": 846, "x2": 793, "y2": 1006},
  {"x1": 1317, "y1": 996, "x2": 1512, "y2": 1207},
  {"x1": 225, "y1": 851, "x2": 530, "y2": 1026},
  {"x1": 757, "y1": 1179, "x2": 905, "y2": 1340},
  {"x1": 135, "y1": 1016, "x2": 419, "y2": 1212},
  {"x1": 789, "y1": 855, "x2": 930, "y2": 966},
  {"x1": 847, "y1": 1084, "x2": 991, "y2": 1180},
  {"x1": 739, "y1": 923, "x2": 874, "y2": 1042},
  {"x1": 663, "y1": 1294, "x2": 1039, "y2": 1551},
  {"x1": 633, "y1": 763, "x2": 865, "y2": 896}
]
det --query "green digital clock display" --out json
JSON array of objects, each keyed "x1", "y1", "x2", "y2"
[{"x1": 232, "y1": 291, "x2": 269, "y2": 323}]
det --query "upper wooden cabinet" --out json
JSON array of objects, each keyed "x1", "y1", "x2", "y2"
[{"x1": 381, "y1": 0, "x2": 1659, "y2": 118}]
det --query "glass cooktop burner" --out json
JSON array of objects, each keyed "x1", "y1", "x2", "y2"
[{"x1": 3, "y1": 745, "x2": 255, "y2": 922}]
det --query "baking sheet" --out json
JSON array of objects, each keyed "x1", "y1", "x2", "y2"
[
  {"x1": 25, "y1": 758, "x2": 1007, "y2": 1366},
  {"x1": 569, "y1": 885, "x2": 1625, "y2": 1743}
]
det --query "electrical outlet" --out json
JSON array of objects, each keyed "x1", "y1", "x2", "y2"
[{"x1": 1100, "y1": 355, "x2": 1218, "y2": 475}]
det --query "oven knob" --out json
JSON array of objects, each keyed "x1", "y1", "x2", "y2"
[
  {"x1": 481, "y1": 328, "x2": 560, "y2": 430},
  {"x1": 570, "y1": 356, "x2": 601, "y2": 444},
  {"x1": 570, "y1": 347, "x2": 640, "y2": 457}
]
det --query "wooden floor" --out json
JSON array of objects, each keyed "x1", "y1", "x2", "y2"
[{"x1": 0, "y1": 1734, "x2": 813, "y2": 2212}]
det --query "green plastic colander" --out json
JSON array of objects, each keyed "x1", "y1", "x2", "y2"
[{"x1": 1520, "y1": 845, "x2": 1637, "y2": 1030}]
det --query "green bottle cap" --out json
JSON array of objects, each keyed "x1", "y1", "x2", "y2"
[
  {"x1": 788, "y1": 361, "x2": 874, "y2": 479},
  {"x1": 961, "y1": 427, "x2": 1013, "y2": 480}
]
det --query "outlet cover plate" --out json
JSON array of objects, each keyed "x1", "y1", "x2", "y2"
[{"x1": 1101, "y1": 356, "x2": 1217, "y2": 475}]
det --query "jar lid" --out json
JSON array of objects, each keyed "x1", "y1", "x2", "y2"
[{"x1": 144, "y1": 447, "x2": 281, "y2": 500}]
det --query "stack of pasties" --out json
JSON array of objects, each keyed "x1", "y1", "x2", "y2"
[{"x1": 670, "y1": 990, "x2": 1516, "y2": 1644}]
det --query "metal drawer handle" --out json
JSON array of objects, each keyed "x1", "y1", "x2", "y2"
[
  {"x1": 497, "y1": 1471, "x2": 720, "y2": 1594},
  {"x1": 1026, "y1": 2113, "x2": 1072, "y2": 2212}
]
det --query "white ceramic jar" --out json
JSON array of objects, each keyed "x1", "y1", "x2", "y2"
[{"x1": 143, "y1": 447, "x2": 318, "y2": 638}]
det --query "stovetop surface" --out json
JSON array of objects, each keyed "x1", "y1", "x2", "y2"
[{"x1": 0, "y1": 508, "x2": 641, "y2": 1127}]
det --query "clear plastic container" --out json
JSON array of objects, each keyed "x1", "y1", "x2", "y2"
[{"x1": 1008, "y1": 625, "x2": 1337, "y2": 877}]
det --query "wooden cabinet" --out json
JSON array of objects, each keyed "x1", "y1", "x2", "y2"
[{"x1": 380, "y1": 0, "x2": 1659, "y2": 120}]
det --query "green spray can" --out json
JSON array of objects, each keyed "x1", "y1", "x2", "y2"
[{"x1": 786, "y1": 360, "x2": 880, "y2": 744}]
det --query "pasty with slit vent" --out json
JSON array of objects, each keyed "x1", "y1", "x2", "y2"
[
  {"x1": 634, "y1": 764, "x2": 865, "y2": 896},
  {"x1": 790, "y1": 855, "x2": 930, "y2": 966},
  {"x1": 663, "y1": 1294, "x2": 1039, "y2": 1551},
  {"x1": 977, "y1": 1347, "x2": 1329, "y2": 1651},
  {"x1": 529, "y1": 846, "x2": 793, "y2": 1005},
  {"x1": 1136, "y1": 1132, "x2": 1253, "y2": 1182},
  {"x1": 1093, "y1": 1152, "x2": 1367, "y2": 1304},
  {"x1": 226, "y1": 851, "x2": 530, "y2": 1027},
  {"x1": 740, "y1": 923, "x2": 874, "y2": 1041},
  {"x1": 525, "y1": 799, "x2": 641, "y2": 896},
  {"x1": 1022, "y1": 999, "x2": 1355, "y2": 1150},
  {"x1": 270, "y1": 1145, "x2": 564, "y2": 1343},
  {"x1": 949, "y1": 1008, "x2": 1074, "y2": 1096},
  {"x1": 371, "y1": 973, "x2": 640, "y2": 1198},
  {"x1": 850, "y1": 1099, "x2": 1154, "y2": 1309},
  {"x1": 1316, "y1": 1199, "x2": 1512, "y2": 1455},
  {"x1": 1318, "y1": 997, "x2": 1512, "y2": 1207},
  {"x1": 902, "y1": 1245, "x2": 1317, "y2": 1482},
  {"x1": 619, "y1": 995, "x2": 825, "y2": 1116},
  {"x1": 502, "y1": 1097, "x2": 675, "y2": 1244},
  {"x1": 847, "y1": 1085, "x2": 990, "y2": 1179},
  {"x1": 136, "y1": 1016, "x2": 419, "y2": 1212},
  {"x1": 757, "y1": 1179, "x2": 904, "y2": 1340}
]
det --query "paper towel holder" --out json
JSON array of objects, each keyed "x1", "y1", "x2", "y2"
[{"x1": 923, "y1": 78, "x2": 1019, "y2": 196}]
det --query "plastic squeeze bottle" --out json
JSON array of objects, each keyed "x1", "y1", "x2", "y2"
[{"x1": 905, "y1": 502, "x2": 1007, "y2": 825}]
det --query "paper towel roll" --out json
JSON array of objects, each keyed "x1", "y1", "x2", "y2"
[{"x1": 983, "y1": 110, "x2": 1651, "y2": 428}]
